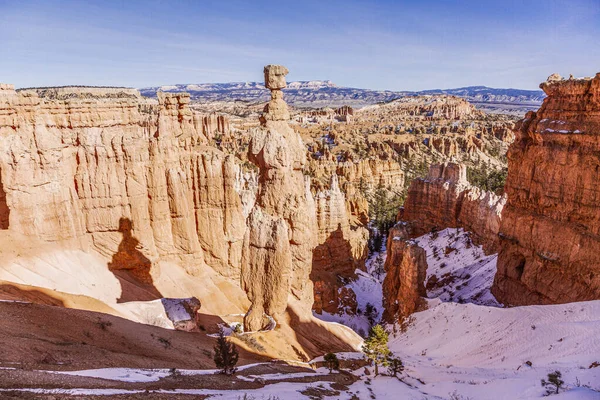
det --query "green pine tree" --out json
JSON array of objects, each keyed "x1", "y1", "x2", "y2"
[
  {"x1": 387, "y1": 356, "x2": 404, "y2": 377},
  {"x1": 362, "y1": 324, "x2": 391, "y2": 376},
  {"x1": 323, "y1": 352, "x2": 340, "y2": 373},
  {"x1": 213, "y1": 328, "x2": 239, "y2": 375},
  {"x1": 541, "y1": 370, "x2": 564, "y2": 395},
  {"x1": 368, "y1": 182, "x2": 404, "y2": 253}
]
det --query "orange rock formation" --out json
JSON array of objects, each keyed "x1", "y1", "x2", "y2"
[
  {"x1": 0, "y1": 85, "x2": 246, "y2": 281},
  {"x1": 382, "y1": 222, "x2": 427, "y2": 322},
  {"x1": 241, "y1": 65, "x2": 317, "y2": 331},
  {"x1": 493, "y1": 73, "x2": 600, "y2": 305},
  {"x1": 400, "y1": 163, "x2": 505, "y2": 254},
  {"x1": 311, "y1": 175, "x2": 369, "y2": 314}
]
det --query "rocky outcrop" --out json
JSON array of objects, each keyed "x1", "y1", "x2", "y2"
[
  {"x1": 307, "y1": 157, "x2": 404, "y2": 223},
  {"x1": 241, "y1": 65, "x2": 317, "y2": 331},
  {"x1": 200, "y1": 114, "x2": 230, "y2": 139},
  {"x1": 336, "y1": 106, "x2": 354, "y2": 116},
  {"x1": 0, "y1": 78, "x2": 365, "y2": 361},
  {"x1": 400, "y1": 163, "x2": 505, "y2": 254},
  {"x1": 426, "y1": 135, "x2": 484, "y2": 157},
  {"x1": 309, "y1": 158, "x2": 405, "y2": 191},
  {"x1": 358, "y1": 96, "x2": 484, "y2": 121},
  {"x1": 382, "y1": 222, "x2": 427, "y2": 322},
  {"x1": 0, "y1": 85, "x2": 246, "y2": 280},
  {"x1": 161, "y1": 297, "x2": 202, "y2": 331},
  {"x1": 312, "y1": 175, "x2": 369, "y2": 314},
  {"x1": 493, "y1": 73, "x2": 600, "y2": 305}
]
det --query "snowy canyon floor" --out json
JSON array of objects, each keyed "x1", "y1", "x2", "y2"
[{"x1": 1, "y1": 229, "x2": 599, "y2": 399}]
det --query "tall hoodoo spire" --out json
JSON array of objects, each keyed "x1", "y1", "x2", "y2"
[
  {"x1": 260, "y1": 65, "x2": 290, "y2": 125},
  {"x1": 242, "y1": 65, "x2": 317, "y2": 331}
]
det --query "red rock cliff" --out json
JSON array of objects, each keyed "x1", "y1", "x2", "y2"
[
  {"x1": 382, "y1": 222, "x2": 427, "y2": 322},
  {"x1": 493, "y1": 73, "x2": 600, "y2": 305},
  {"x1": 401, "y1": 162, "x2": 505, "y2": 254}
]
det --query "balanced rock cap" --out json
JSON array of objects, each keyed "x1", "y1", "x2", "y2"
[{"x1": 264, "y1": 65, "x2": 289, "y2": 90}]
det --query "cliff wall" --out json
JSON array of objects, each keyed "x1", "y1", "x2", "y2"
[
  {"x1": 312, "y1": 175, "x2": 369, "y2": 314},
  {"x1": 493, "y1": 73, "x2": 600, "y2": 305},
  {"x1": 381, "y1": 222, "x2": 427, "y2": 322},
  {"x1": 0, "y1": 77, "x2": 364, "y2": 360},
  {"x1": 401, "y1": 163, "x2": 505, "y2": 254},
  {"x1": 0, "y1": 85, "x2": 246, "y2": 280}
]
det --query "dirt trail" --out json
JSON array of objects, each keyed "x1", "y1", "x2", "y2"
[{"x1": 0, "y1": 363, "x2": 358, "y2": 399}]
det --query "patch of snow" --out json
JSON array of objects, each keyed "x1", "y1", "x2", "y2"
[
  {"x1": 237, "y1": 370, "x2": 330, "y2": 382},
  {"x1": 160, "y1": 298, "x2": 197, "y2": 324},
  {"x1": 310, "y1": 352, "x2": 364, "y2": 364},
  {"x1": 414, "y1": 228, "x2": 500, "y2": 306},
  {"x1": 45, "y1": 363, "x2": 271, "y2": 383},
  {"x1": 208, "y1": 315, "x2": 276, "y2": 337}
]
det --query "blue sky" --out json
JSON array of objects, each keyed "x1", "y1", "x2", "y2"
[{"x1": 0, "y1": 0, "x2": 598, "y2": 90}]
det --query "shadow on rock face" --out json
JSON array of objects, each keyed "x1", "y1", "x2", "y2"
[
  {"x1": 0, "y1": 171, "x2": 9, "y2": 230},
  {"x1": 286, "y1": 305, "x2": 358, "y2": 360},
  {"x1": 311, "y1": 224, "x2": 360, "y2": 315},
  {"x1": 0, "y1": 283, "x2": 65, "y2": 307},
  {"x1": 108, "y1": 217, "x2": 162, "y2": 303}
]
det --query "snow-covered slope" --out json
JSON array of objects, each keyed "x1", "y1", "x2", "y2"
[
  {"x1": 314, "y1": 227, "x2": 600, "y2": 398},
  {"x1": 415, "y1": 228, "x2": 500, "y2": 307},
  {"x1": 394, "y1": 299, "x2": 600, "y2": 369},
  {"x1": 314, "y1": 228, "x2": 500, "y2": 336},
  {"x1": 314, "y1": 245, "x2": 387, "y2": 336},
  {"x1": 344, "y1": 299, "x2": 599, "y2": 399}
]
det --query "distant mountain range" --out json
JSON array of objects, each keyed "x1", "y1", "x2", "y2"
[
  {"x1": 418, "y1": 86, "x2": 545, "y2": 104},
  {"x1": 139, "y1": 81, "x2": 545, "y2": 111}
]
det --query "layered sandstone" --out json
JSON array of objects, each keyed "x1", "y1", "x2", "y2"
[
  {"x1": 382, "y1": 222, "x2": 427, "y2": 322},
  {"x1": 241, "y1": 65, "x2": 317, "y2": 331},
  {"x1": 0, "y1": 85, "x2": 246, "y2": 281},
  {"x1": 400, "y1": 163, "x2": 505, "y2": 254},
  {"x1": 307, "y1": 158, "x2": 405, "y2": 223},
  {"x1": 0, "y1": 78, "x2": 364, "y2": 362},
  {"x1": 200, "y1": 113, "x2": 230, "y2": 139},
  {"x1": 493, "y1": 73, "x2": 600, "y2": 305}
]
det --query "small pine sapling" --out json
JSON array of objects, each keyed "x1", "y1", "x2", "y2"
[
  {"x1": 541, "y1": 370, "x2": 564, "y2": 395},
  {"x1": 213, "y1": 328, "x2": 239, "y2": 375},
  {"x1": 387, "y1": 356, "x2": 404, "y2": 377},
  {"x1": 323, "y1": 352, "x2": 340, "y2": 373}
]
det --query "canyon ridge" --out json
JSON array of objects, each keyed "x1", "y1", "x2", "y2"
[{"x1": 0, "y1": 66, "x2": 598, "y2": 399}]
